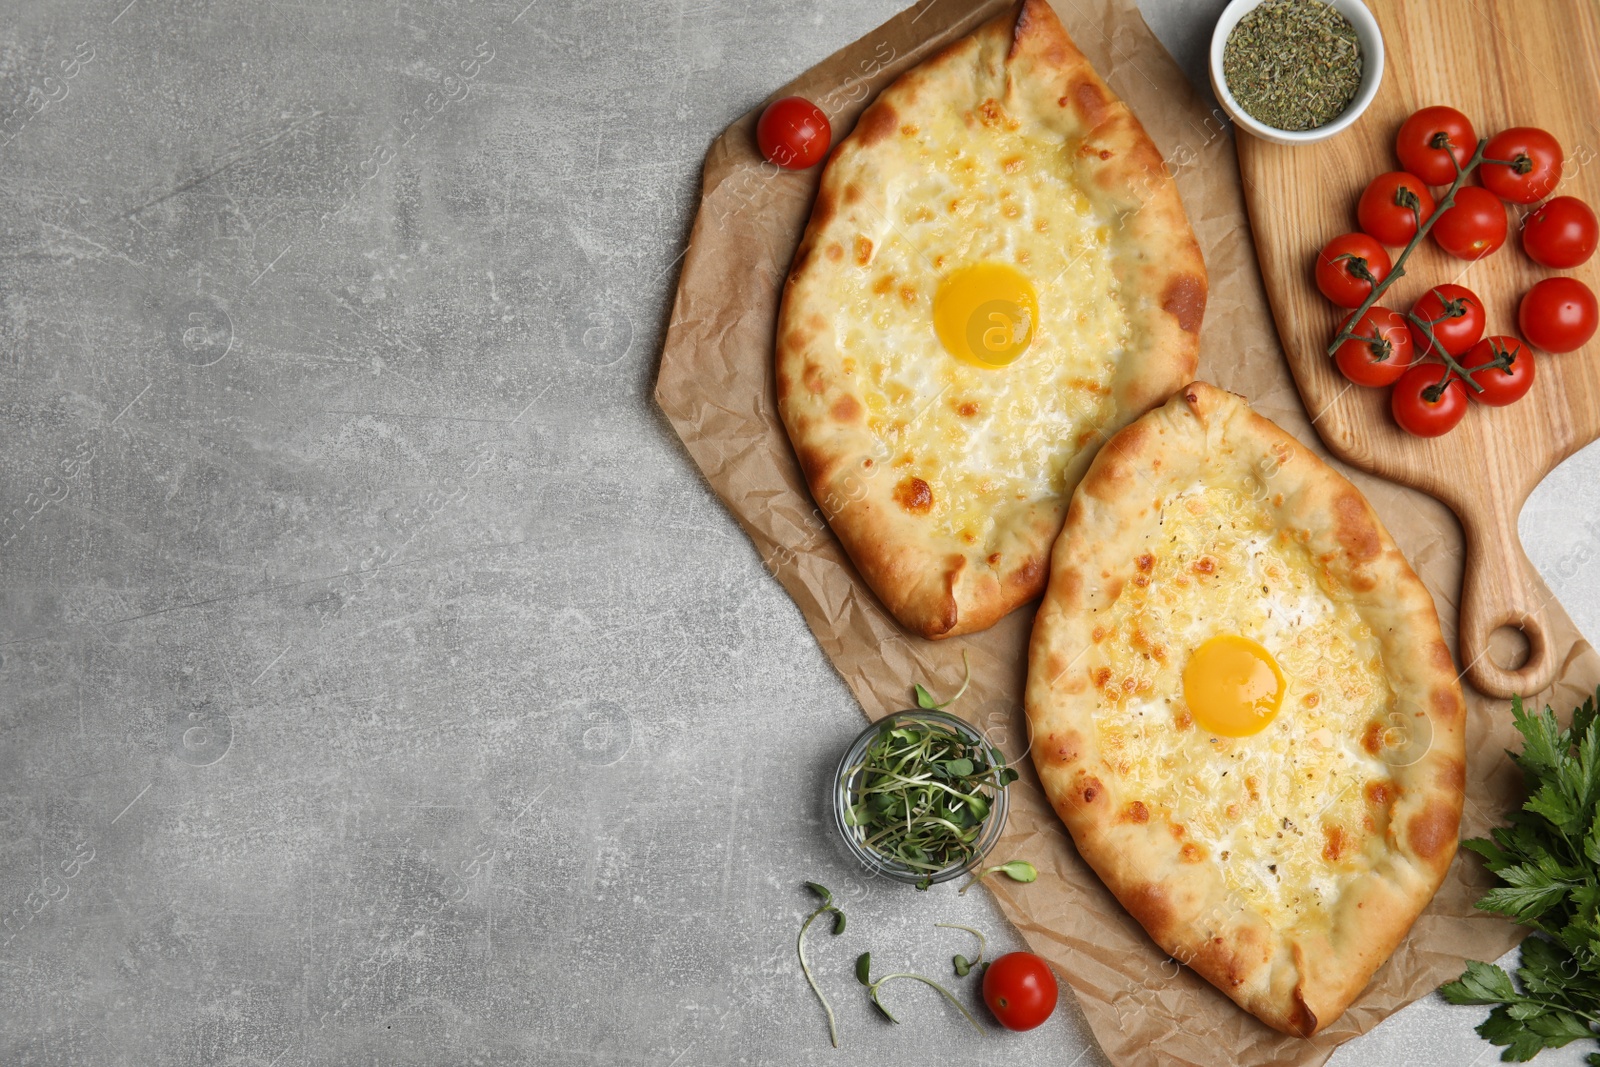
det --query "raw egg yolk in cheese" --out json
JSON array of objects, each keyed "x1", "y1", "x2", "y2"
[
  {"x1": 1182, "y1": 634, "x2": 1286, "y2": 738},
  {"x1": 932, "y1": 262, "x2": 1038, "y2": 368}
]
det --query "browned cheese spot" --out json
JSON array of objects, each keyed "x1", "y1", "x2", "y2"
[
  {"x1": 1121, "y1": 800, "x2": 1149, "y2": 824},
  {"x1": 1334, "y1": 490, "x2": 1381, "y2": 564},
  {"x1": 1069, "y1": 76, "x2": 1109, "y2": 127},
  {"x1": 1321, "y1": 824, "x2": 1350, "y2": 863},
  {"x1": 1431, "y1": 686, "x2": 1462, "y2": 724},
  {"x1": 854, "y1": 235, "x2": 873, "y2": 266},
  {"x1": 1361, "y1": 719, "x2": 1385, "y2": 757},
  {"x1": 1161, "y1": 274, "x2": 1206, "y2": 334},
  {"x1": 1407, "y1": 799, "x2": 1460, "y2": 861},
  {"x1": 893, "y1": 476, "x2": 933, "y2": 514},
  {"x1": 855, "y1": 102, "x2": 898, "y2": 146},
  {"x1": 1078, "y1": 776, "x2": 1102, "y2": 805}
]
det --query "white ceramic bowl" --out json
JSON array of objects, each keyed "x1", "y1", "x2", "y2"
[{"x1": 1210, "y1": 0, "x2": 1385, "y2": 145}]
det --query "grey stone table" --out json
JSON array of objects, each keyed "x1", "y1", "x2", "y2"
[{"x1": 0, "y1": 0, "x2": 1592, "y2": 1063}]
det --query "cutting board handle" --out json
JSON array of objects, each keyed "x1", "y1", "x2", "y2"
[{"x1": 1458, "y1": 501, "x2": 1557, "y2": 700}]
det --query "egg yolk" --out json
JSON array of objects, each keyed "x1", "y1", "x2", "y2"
[
  {"x1": 1182, "y1": 635, "x2": 1286, "y2": 738},
  {"x1": 932, "y1": 262, "x2": 1038, "y2": 368}
]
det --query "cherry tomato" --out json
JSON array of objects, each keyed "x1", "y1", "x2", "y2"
[
  {"x1": 1334, "y1": 306, "x2": 1414, "y2": 386},
  {"x1": 1464, "y1": 336, "x2": 1535, "y2": 406},
  {"x1": 1391, "y1": 363, "x2": 1469, "y2": 437},
  {"x1": 1357, "y1": 172, "x2": 1436, "y2": 246},
  {"x1": 982, "y1": 952, "x2": 1058, "y2": 1031},
  {"x1": 1431, "y1": 186, "x2": 1507, "y2": 260},
  {"x1": 1521, "y1": 196, "x2": 1598, "y2": 269},
  {"x1": 756, "y1": 97, "x2": 831, "y2": 170},
  {"x1": 1519, "y1": 276, "x2": 1599, "y2": 353},
  {"x1": 1395, "y1": 106, "x2": 1476, "y2": 186},
  {"x1": 1409, "y1": 284, "x2": 1485, "y2": 358},
  {"x1": 1314, "y1": 233, "x2": 1392, "y2": 308},
  {"x1": 1480, "y1": 127, "x2": 1563, "y2": 204}
]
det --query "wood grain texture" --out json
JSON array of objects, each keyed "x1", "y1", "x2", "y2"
[{"x1": 1238, "y1": 0, "x2": 1600, "y2": 698}]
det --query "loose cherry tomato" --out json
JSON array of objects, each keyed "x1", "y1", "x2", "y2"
[
  {"x1": 1480, "y1": 127, "x2": 1564, "y2": 204},
  {"x1": 1395, "y1": 106, "x2": 1476, "y2": 186},
  {"x1": 1334, "y1": 306, "x2": 1414, "y2": 386},
  {"x1": 1431, "y1": 186, "x2": 1507, "y2": 260},
  {"x1": 982, "y1": 951, "x2": 1058, "y2": 1031},
  {"x1": 1522, "y1": 196, "x2": 1598, "y2": 269},
  {"x1": 1357, "y1": 172, "x2": 1436, "y2": 246},
  {"x1": 1519, "y1": 276, "x2": 1599, "y2": 353},
  {"x1": 1391, "y1": 363, "x2": 1469, "y2": 437},
  {"x1": 1314, "y1": 233, "x2": 1392, "y2": 308},
  {"x1": 1464, "y1": 336, "x2": 1535, "y2": 406},
  {"x1": 756, "y1": 97, "x2": 831, "y2": 170},
  {"x1": 1409, "y1": 284, "x2": 1485, "y2": 358}
]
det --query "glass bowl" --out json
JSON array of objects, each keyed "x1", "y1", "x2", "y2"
[{"x1": 832, "y1": 708, "x2": 1012, "y2": 887}]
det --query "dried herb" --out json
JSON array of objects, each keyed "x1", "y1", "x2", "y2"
[{"x1": 1223, "y1": 0, "x2": 1362, "y2": 131}]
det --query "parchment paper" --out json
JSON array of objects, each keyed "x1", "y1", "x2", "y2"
[{"x1": 653, "y1": 0, "x2": 1600, "y2": 1062}]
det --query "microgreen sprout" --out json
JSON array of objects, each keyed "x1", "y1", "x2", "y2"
[
  {"x1": 957, "y1": 859, "x2": 1039, "y2": 895},
  {"x1": 854, "y1": 951, "x2": 985, "y2": 1032},
  {"x1": 935, "y1": 922, "x2": 987, "y2": 977},
  {"x1": 797, "y1": 881, "x2": 847, "y2": 1048}
]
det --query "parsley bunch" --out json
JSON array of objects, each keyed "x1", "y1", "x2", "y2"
[{"x1": 1440, "y1": 689, "x2": 1600, "y2": 1063}]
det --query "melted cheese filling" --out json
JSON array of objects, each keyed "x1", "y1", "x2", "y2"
[
  {"x1": 828, "y1": 100, "x2": 1129, "y2": 548},
  {"x1": 1089, "y1": 484, "x2": 1396, "y2": 926}
]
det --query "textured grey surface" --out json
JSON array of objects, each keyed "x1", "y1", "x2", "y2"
[{"x1": 0, "y1": 0, "x2": 1593, "y2": 1064}]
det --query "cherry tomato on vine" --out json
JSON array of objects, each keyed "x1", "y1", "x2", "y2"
[
  {"x1": 1334, "y1": 306, "x2": 1414, "y2": 386},
  {"x1": 1480, "y1": 127, "x2": 1563, "y2": 204},
  {"x1": 982, "y1": 952, "x2": 1058, "y2": 1031},
  {"x1": 1464, "y1": 336, "x2": 1535, "y2": 406},
  {"x1": 756, "y1": 97, "x2": 831, "y2": 169},
  {"x1": 1519, "y1": 276, "x2": 1599, "y2": 353},
  {"x1": 1392, "y1": 363, "x2": 1469, "y2": 437},
  {"x1": 1314, "y1": 233, "x2": 1392, "y2": 308},
  {"x1": 1431, "y1": 186, "x2": 1507, "y2": 260},
  {"x1": 1522, "y1": 196, "x2": 1598, "y2": 269},
  {"x1": 1409, "y1": 284, "x2": 1485, "y2": 358},
  {"x1": 1395, "y1": 106, "x2": 1477, "y2": 186},
  {"x1": 1357, "y1": 172, "x2": 1436, "y2": 246}
]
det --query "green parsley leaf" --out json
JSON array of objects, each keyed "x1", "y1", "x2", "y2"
[{"x1": 1442, "y1": 689, "x2": 1600, "y2": 1063}]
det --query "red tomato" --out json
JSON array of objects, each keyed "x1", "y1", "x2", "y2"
[
  {"x1": 1409, "y1": 284, "x2": 1485, "y2": 358},
  {"x1": 756, "y1": 97, "x2": 831, "y2": 170},
  {"x1": 1464, "y1": 336, "x2": 1535, "y2": 406},
  {"x1": 1391, "y1": 364, "x2": 1469, "y2": 437},
  {"x1": 1314, "y1": 233, "x2": 1392, "y2": 308},
  {"x1": 1522, "y1": 196, "x2": 1598, "y2": 269},
  {"x1": 982, "y1": 952, "x2": 1058, "y2": 1032},
  {"x1": 1334, "y1": 306, "x2": 1414, "y2": 386},
  {"x1": 1357, "y1": 172, "x2": 1436, "y2": 246},
  {"x1": 1480, "y1": 127, "x2": 1564, "y2": 204},
  {"x1": 1395, "y1": 106, "x2": 1477, "y2": 185},
  {"x1": 1431, "y1": 186, "x2": 1507, "y2": 260},
  {"x1": 1519, "y1": 276, "x2": 1599, "y2": 353}
]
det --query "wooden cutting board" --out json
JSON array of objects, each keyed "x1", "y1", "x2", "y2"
[{"x1": 1237, "y1": 0, "x2": 1600, "y2": 699}]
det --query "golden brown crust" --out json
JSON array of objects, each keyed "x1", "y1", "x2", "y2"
[
  {"x1": 776, "y1": 0, "x2": 1206, "y2": 639},
  {"x1": 1025, "y1": 382, "x2": 1466, "y2": 1035}
]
